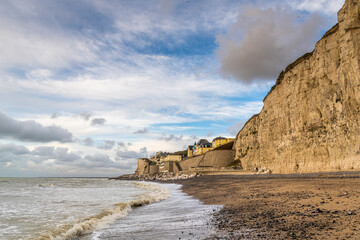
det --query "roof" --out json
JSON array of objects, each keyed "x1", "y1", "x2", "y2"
[
  {"x1": 155, "y1": 151, "x2": 167, "y2": 157},
  {"x1": 212, "y1": 136, "x2": 227, "y2": 142},
  {"x1": 197, "y1": 139, "x2": 209, "y2": 145}
]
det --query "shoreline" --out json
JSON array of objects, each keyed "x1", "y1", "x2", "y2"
[
  {"x1": 81, "y1": 181, "x2": 220, "y2": 240},
  {"x1": 175, "y1": 172, "x2": 360, "y2": 239}
]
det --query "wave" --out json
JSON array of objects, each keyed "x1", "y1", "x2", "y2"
[
  {"x1": 38, "y1": 183, "x2": 55, "y2": 188},
  {"x1": 34, "y1": 182, "x2": 170, "y2": 240}
]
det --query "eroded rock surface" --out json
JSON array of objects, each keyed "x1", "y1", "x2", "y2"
[{"x1": 234, "y1": 0, "x2": 360, "y2": 173}]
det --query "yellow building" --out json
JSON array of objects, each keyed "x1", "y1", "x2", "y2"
[
  {"x1": 187, "y1": 145, "x2": 194, "y2": 157},
  {"x1": 193, "y1": 139, "x2": 212, "y2": 156},
  {"x1": 164, "y1": 155, "x2": 182, "y2": 162},
  {"x1": 196, "y1": 146, "x2": 212, "y2": 155},
  {"x1": 212, "y1": 137, "x2": 235, "y2": 149}
]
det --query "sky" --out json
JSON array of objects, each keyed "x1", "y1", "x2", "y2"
[{"x1": 0, "y1": 0, "x2": 344, "y2": 177}]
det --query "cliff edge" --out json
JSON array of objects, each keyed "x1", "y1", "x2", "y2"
[{"x1": 234, "y1": 0, "x2": 360, "y2": 173}]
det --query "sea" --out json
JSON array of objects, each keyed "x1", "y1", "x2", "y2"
[{"x1": 0, "y1": 178, "x2": 221, "y2": 240}]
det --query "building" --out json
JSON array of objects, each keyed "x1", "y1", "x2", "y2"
[
  {"x1": 212, "y1": 136, "x2": 235, "y2": 149},
  {"x1": 193, "y1": 139, "x2": 212, "y2": 155},
  {"x1": 187, "y1": 145, "x2": 194, "y2": 157},
  {"x1": 150, "y1": 151, "x2": 167, "y2": 165},
  {"x1": 164, "y1": 154, "x2": 182, "y2": 162},
  {"x1": 186, "y1": 137, "x2": 235, "y2": 157}
]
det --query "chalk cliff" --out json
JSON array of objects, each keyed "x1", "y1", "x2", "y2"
[{"x1": 234, "y1": 0, "x2": 360, "y2": 173}]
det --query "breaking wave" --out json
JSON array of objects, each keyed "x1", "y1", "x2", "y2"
[
  {"x1": 35, "y1": 182, "x2": 170, "y2": 240},
  {"x1": 38, "y1": 183, "x2": 55, "y2": 188}
]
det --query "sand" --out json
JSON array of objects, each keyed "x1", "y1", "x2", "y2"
[{"x1": 178, "y1": 172, "x2": 360, "y2": 239}]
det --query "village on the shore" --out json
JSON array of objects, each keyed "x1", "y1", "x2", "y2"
[
  {"x1": 151, "y1": 136, "x2": 234, "y2": 165},
  {"x1": 133, "y1": 136, "x2": 241, "y2": 177}
]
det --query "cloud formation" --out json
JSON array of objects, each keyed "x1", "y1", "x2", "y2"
[
  {"x1": 0, "y1": 144, "x2": 80, "y2": 163},
  {"x1": 79, "y1": 111, "x2": 93, "y2": 121},
  {"x1": 82, "y1": 137, "x2": 94, "y2": 146},
  {"x1": 133, "y1": 128, "x2": 149, "y2": 134},
  {"x1": 0, "y1": 111, "x2": 73, "y2": 143},
  {"x1": 217, "y1": 4, "x2": 324, "y2": 83},
  {"x1": 98, "y1": 140, "x2": 116, "y2": 150},
  {"x1": 116, "y1": 149, "x2": 146, "y2": 159},
  {"x1": 159, "y1": 134, "x2": 184, "y2": 142},
  {"x1": 91, "y1": 118, "x2": 106, "y2": 126},
  {"x1": 114, "y1": 141, "x2": 148, "y2": 160},
  {"x1": 0, "y1": 142, "x2": 136, "y2": 173},
  {"x1": 0, "y1": 143, "x2": 30, "y2": 156},
  {"x1": 291, "y1": 0, "x2": 344, "y2": 15},
  {"x1": 84, "y1": 154, "x2": 116, "y2": 168}
]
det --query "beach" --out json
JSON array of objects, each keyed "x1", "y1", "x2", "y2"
[{"x1": 178, "y1": 172, "x2": 360, "y2": 239}]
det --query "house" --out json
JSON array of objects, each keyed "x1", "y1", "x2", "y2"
[
  {"x1": 193, "y1": 139, "x2": 212, "y2": 155},
  {"x1": 186, "y1": 137, "x2": 235, "y2": 156},
  {"x1": 164, "y1": 154, "x2": 182, "y2": 162},
  {"x1": 187, "y1": 145, "x2": 194, "y2": 157},
  {"x1": 212, "y1": 136, "x2": 235, "y2": 149}
]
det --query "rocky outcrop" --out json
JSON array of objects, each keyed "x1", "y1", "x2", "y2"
[
  {"x1": 234, "y1": 0, "x2": 360, "y2": 173},
  {"x1": 135, "y1": 158, "x2": 148, "y2": 175}
]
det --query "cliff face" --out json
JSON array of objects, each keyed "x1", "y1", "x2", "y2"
[{"x1": 234, "y1": 0, "x2": 360, "y2": 173}]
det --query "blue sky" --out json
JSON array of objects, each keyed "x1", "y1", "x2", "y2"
[{"x1": 0, "y1": 0, "x2": 344, "y2": 177}]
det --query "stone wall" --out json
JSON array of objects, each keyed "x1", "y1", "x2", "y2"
[
  {"x1": 136, "y1": 149, "x2": 236, "y2": 174},
  {"x1": 198, "y1": 150, "x2": 235, "y2": 168},
  {"x1": 149, "y1": 165, "x2": 159, "y2": 174},
  {"x1": 234, "y1": 0, "x2": 360, "y2": 173},
  {"x1": 176, "y1": 149, "x2": 235, "y2": 172},
  {"x1": 163, "y1": 161, "x2": 174, "y2": 172}
]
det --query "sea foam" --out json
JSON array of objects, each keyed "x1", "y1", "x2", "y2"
[{"x1": 35, "y1": 182, "x2": 170, "y2": 240}]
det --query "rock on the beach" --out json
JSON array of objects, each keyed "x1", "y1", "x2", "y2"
[
  {"x1": 256, "y1": 168, "x2": 272, "y2": 175},
  {"x1": 114, "y1": 172, "x2": 200, "y2": 181}
]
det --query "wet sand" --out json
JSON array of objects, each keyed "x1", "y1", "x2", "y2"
[{"x1": 178, "y1": 172, "x2": 360, "y2": 239}]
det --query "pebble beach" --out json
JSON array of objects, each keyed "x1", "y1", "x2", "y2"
[{"x1": 179, "y1": 172, "x2": 360, "y2": 239}]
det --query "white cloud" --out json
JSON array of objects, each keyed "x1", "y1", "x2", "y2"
[
  {"x1": 159, "y1": 134, "x2": 184, "y2": 142},
  {"x1": 0, "y1": 110, "x2": 73, "y2": 143},
  {"x1": 0, "y1": 16, "x2": 96, "y2": 71},
  {"x1": 290, "y1": 0, "x2": 345, "y2": 15},
  {"x1": 97, "y1": 140, "x2": 116, "y2": 150},
  {"x1": 26, "y1": 69, "x2": 54, "y2": 79}
]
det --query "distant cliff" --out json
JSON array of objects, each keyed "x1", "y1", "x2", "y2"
[{"x1": 234, "y1": 0, "x2": 360, "y2": 173}]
